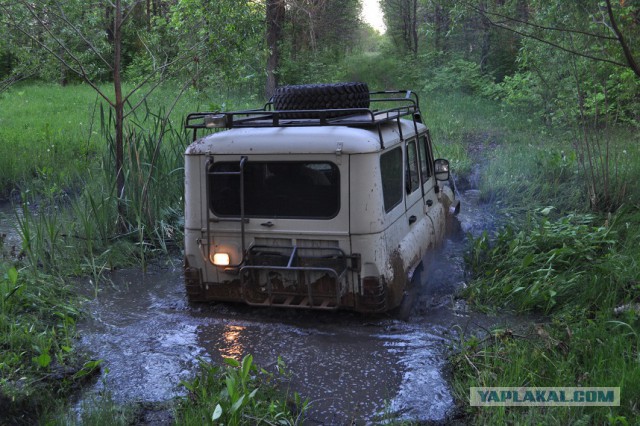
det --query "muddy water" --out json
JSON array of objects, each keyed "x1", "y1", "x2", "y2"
[
  {"x1": 0, "y1": 201, "x2": 22, "y2": 259},
  {"x1": 72, "y1": 181, "x2": 502, "y2": 424}
]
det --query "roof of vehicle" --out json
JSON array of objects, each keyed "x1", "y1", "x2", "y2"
[{"x1": 185, "y1": 118, "x2": 426, "y2": 155}]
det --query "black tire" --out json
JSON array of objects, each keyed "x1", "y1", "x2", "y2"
[{"x1": 272, "y1": 82, "x2": 370, "y2": 117}]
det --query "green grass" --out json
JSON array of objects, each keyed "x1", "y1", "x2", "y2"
[
  {"x1": 176, "y1": 355, "x2": 307, "y2": 425},
  {"x1": 447, "y1": 105, "x2": 640, "y2": 423},
  {"x1": 0, "y1": 82, "x2": 258, "y2": 199},
  {"x1": 0, "y1": 263, "x2": 102, "y2": 424},
  {"x1": 0, "y1": 84, "x2": 98, "y2": 198},
  {"x1": 451, "y1": 208, "x2": 640, "y2": 424}
]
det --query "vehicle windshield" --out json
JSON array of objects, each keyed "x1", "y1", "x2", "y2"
[{"x1": 210, "y1": 161, "x2": 340, "y2": 219}]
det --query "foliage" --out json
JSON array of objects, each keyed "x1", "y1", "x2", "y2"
[
  {"x1": 177, "y1": 355, "x2": 307, "y2": 425},
  {"x1": 465, "y1": 210, "x2": 622, "y2": 313},
  {"x1": 165, "y1": 0, "x2": 266, "y2": 93},
  {"x1": 11, "y1": 102, "x2": 188, "y2": 277},
  {"x1": 0, "y1": 263, "x2": 100, "y2": 424},
  {"x1": 450, "y1": 313, "x2": 640, "y2": 424},
  {"x1": 452, "y1": 207, "x2": 640, "y2": 424},
  {"x1": 422, "y1": 59, "x2": 497, "y2": 97}
]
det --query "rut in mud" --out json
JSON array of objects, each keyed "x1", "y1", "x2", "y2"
[{"x1": 71, "y1": 172, "x2": 504, "y2": 424}]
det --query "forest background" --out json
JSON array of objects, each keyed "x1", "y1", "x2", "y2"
[{"x1": 0, "y1": 0, "x2": 639, "y2": 424}]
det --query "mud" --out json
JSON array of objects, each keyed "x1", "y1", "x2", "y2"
[
  {"x1": 0, "y1": 176, "x2": 508, "y2": 423},
  {"x1": 0, "y1": 200, "x2": 22, "y2": 259},
  {"x1": 70, "y1": 177, "x2": 511, "y2": 425}
]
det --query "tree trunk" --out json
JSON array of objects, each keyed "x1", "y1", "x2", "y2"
[
  {"x1": 411, "y1": 0, "x2": 418, "y2": 56},
  {"x1": 113, "y1": 0, "x2": 126, "y2": 223},
  {"x1": 479, "y1": 0, "x2": 491, "y2": 72},
  {"x1": 265, "y1": 0, "x2": 285, "y2": 100}
]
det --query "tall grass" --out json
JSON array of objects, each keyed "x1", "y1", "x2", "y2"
[
  {"x1": 0, "y1": 263, "x2": 100, "y2": 424},
  {"x1": 447, "y1": 91, "x2": 640, "y2": 423},
  {"x1": 177, "y1": 355, "x2": 307, "y2": 425},
  {"x1": 12, "y1": 103, "x2": 189, "y2": 276},
  {"x1": 0, "y1": 82, "x2": 257, "y2": 199}
]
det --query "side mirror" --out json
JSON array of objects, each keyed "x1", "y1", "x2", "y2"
[{"x1": 434, "y1": 159, "x2": 450, "y2": 181}]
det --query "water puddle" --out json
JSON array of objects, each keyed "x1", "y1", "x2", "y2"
[
  {"x1": 71, "y1": 181, "x2": 509, "y2": 424},
  {"x1": 0, "y1": 181, "x2": 511, "y2": 423},
  {"x1": 0, "y1": 201, "x2": 22, "y2": 259}
]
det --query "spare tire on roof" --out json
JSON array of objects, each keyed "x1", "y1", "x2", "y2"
[{"x1": 272, "y1": 82, "x2": 370, "y2": 117}]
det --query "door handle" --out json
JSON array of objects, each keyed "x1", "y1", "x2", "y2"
[
  {"x1": 261, "y1": 221, "x2": 274, "y2": 227},
  {"x1": 409, "y1": 215, "x2": 417, "y2": 225},
  {"x1": 425, "y1": 199, "x2": 433, "y2": 207}
]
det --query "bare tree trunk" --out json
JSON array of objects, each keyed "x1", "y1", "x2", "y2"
[
  {"x1": 113, "y1": 0, "x2": 125, "y2": 222},
  {"x1": 479, "y1": 0, "x2": 491, "y2": 72},
  {"x1": 265, "y1": 0, "x2": 285, "y2": 100},
  {"x1": 434, "y1": 2, "x2": 449, "y2": 63},
  {"x1": 146, "y1": 0, "x2": 151, "y2": 30}
]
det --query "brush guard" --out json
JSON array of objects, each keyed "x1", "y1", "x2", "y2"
[{"x1": 240, "y1": 244, "x2": 349, "y2": 310}]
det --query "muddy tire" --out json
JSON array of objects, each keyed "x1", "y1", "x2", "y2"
[
  {"x1": 272, "y1": 82, "x2": 370, "y2": 117},
  {"x1": 394, "y1": 267, "x2": 421, "y2": 321}
]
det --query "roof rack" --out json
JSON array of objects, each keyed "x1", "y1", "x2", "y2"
[{"x1": 185, "y1": 90, "x2": 423, "y2": 147}]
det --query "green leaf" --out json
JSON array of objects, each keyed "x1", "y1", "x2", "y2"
[
  {"x1": 522, "y1": 253, "x2": 535, "y2": 268},
  {"x1": 540, "y1": 206, "x2": 554, "y2": 216},
  {"x1": 225, "y1": 376, "x2": 236, "y2": 399},
  {"x1": 7, "y1": 267, "x2": 18, "y2": 285},
  {"x1": 224, "y1": 357, "x2": 240, "y2": 368},
  {"x1": 248, "y1": 387, "x2": 259, "y2": 399},
  {"x1": 212, "y1": 404, "x2": 223, "y2": 421},
  {"x1": 33, "y1": 353, "x2": 51, "y2": 368},
  {"x1": 241, "y1": 354, "x2": 253, "y2": 379},
  {"x1": 231, "y1": 394, "x2": 245, "y2": 413}
]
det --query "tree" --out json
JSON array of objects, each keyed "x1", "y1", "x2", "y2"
[
  {"x1": 0, "y1": 0, "x2": 196, "y2": 225},
  {"x1": 465, "y1": 0, "x2": 640, "y2": 79},
  {"x1": 382, "y1": 0, "x2": 419, "y2": 55},
  {"x1": 266, "y1": 0, "x2": 285, "y2": 99},
  {"x1": 464, "y1": 0, "x2": 640, "y2": 211}
]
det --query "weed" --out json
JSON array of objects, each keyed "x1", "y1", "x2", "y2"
[
  {"x1": 0, "y1": 263, "x2": 96, "y2": 424},
  {"x1": 177, "y1": 355, "x2": 308, "y2": 425}
]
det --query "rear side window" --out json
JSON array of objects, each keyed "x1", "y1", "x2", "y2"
[
  {"x1": 380, "y1": 147, "x2": 403, "y2": 212},
  {"x1": 210, "y1": 161, "x2": 340, "y2": 219},
  {"x1": 406, "y1": 141, "x2": 419, "y2": 193},
  {"x1": 418, "y1": 135, "x2": 432, "y2": 183}
]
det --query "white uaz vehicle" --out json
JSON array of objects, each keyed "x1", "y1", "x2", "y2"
[{"x1": 183, "y1": 83, "x2": 459, "y2": 314}]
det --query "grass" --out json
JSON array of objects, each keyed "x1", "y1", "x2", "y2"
[
  {"x1": 0, "y1": 82, "x2": 259, "y2": 199},
  {"x1": 0, "y1": 263, "x2": 101, "y2": 424},
  {"x1": 0, "y1": 81, "x2": 297, "y2": 424},
  {"x1": 176, "y1": 355, "x2": 307, "y2": 425},
  {"x1": 445, "y1": 91, "x2": 640, "y2": 424},
  {"x1": 2, "y1": 79, "x2": 639, "y2": 424}
]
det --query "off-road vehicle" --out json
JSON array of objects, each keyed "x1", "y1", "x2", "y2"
[{"x1": 183, "y1": 82, "x2": 459, "y2": 314}]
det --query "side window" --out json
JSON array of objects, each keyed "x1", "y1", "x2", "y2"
[
  {"x1": 418, "y1": 135, "x2": 432, "y2": 184},
  {"x1": 380, "y1": 147, "x2": 403, "y2": 212},
  {"x1": 406, "y1": 141, "x2": 420, "y2": 194}
]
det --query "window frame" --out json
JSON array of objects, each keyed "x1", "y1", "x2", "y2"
[{"x1": 380, "y1": 147, "x2": 404, "y2": 213}]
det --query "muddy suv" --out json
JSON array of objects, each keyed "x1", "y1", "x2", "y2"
[{"x1": 183, "y1": 82, "x2": 459, "y2": 314}]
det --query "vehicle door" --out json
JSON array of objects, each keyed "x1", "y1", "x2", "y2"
[
  {"x1": 418, "y1": 132, "x2": 444, "y2": 244},
  {"x1": 404, "y1": 138, "x2": 435, "y2": 264}
]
